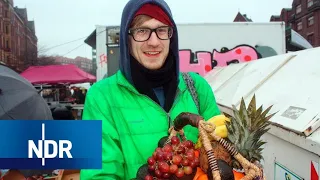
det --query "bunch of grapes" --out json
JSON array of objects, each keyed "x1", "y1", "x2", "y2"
[{"x1": 144, "y1": 136, "x2": 200, "y2": 180}]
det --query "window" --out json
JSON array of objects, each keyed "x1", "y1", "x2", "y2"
[
  {"x1": 5, "y1": 25, "x2": 8, "y2": 34},
  {"x1": 297, "y1": 22, "x2": 302, "y2": 30},
  {"x1": 307, "y1": 0, "x2": 314, "y2": 7},
  {"x1": 307, "y1": 34, "x2": 314, "y2": 45},
  {"x1": 4, "y1": 10, "x2": 8, "y2": 18},
  {"x1": 308, "y1": 16, "x2": 314, "y2": 26},
  {"x1": 296, "y1": 4, "x2": 302, "y2": 14}
]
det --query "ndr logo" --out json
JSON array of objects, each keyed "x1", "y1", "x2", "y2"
[{"x1": 28, "y1": 123, "x2": 73, "y2": 166}]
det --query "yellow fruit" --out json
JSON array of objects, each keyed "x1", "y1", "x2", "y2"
[
  {"x1": 195, "y1": 115, "x2": 230, "y2": 148},
  {"x1": 208, "y1": 115, "x2": 230, "y2": 127},
  {"x1": 195, "y1": 138, "x2": 202, "y2": 149},
  {"x1": 214, "y1": 125, "x2": 228, "y2": 138}
]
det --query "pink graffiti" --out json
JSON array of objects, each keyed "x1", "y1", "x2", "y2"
[
  {"x1": 99, "y1": 54, "x2": 107, "y2": 67},
  {"x1": 179, "y1": 50, "x2": 212, "y2": 77},
  {"x1": 213, "y1": 46, "x2": 258, "y2": 67},
  {"x1": 179, "y1": 45, "x2": 259, "y2": 76}
]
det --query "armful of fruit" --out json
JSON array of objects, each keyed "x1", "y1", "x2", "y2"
[{"x1": 134, "y1": 112, "x2": 265, "y2": 180}]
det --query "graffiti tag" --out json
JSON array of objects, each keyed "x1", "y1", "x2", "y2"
[
  {"x1": 179, "y1": 44, "x2": 277, "y2": 76},
  {"x1": 99, "y1": 54, "x2": 107, "y2": 68}
]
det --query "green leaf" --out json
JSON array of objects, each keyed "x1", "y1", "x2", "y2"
[
  {"x1": 247, "y1": 94, "x2": 257, "y2": 119},
  {"x1": 239, "y1": 97, "x2": 246, "y2": 118},
  {"x1": 261, "y1": 105, "x2": 273, "y2": 118},
  {"x1": 265, "y1": 111, "x2": 277, "y2": 121},
  {"x1": 252, "y1": 105, "x2": 263, "y2": 129}
]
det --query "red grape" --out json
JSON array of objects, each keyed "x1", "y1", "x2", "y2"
[
  {"x1": 181, "y1": 158, "x2": 189, "y2": 166},
  {"x1": 147, "y1": 157, "x2": 155, "y2": 165},
  {"x1": 163, "y1": 144, "x2": 173, "y2": 152},
  {"x1": 163, "y1": 152, "x2": 173, "y2": 161},
  {"x1": 184, "y1": 140, "x2": 194, "y2": 148},
  {"x1": 175, "y1": 168, "x2": 184, "y2": 178},
  {"x1": 149, "y1": 137, "x2": 198, "y2": 179},
  {"x1": 159, "y1": 162, "x2": 170, "y2": 173},
  {"x1": 183, "y1": 166, "x2": 193, "y2": 175},
  {"x1": 171, "y1": 136, "x2": 180, "y2": 145},
  {"x1": 189, "y1": 161, "x2": 197, "y2": 168},
  {"x1": 148, "y1": 164, "x2": 156, "y2": 171},
  {"x1": 186, "y1": 148, "x2": 195, "y2": 155},
  {"x1": 144, "y1": 175, "x2": 153, "y2": 180},
  {"x1": 162, "y1": 172, "x2": 171, "y2": 178},
  {"x1": 194, "y1": 157, "x2": 200, "y2": 166},
  {"x1": 156, "y1": 147, "x2": 163, "y2": 153},
  {"x1": 172, "y1": 155, "x2": 182, "y2": 165},
  {"x1": 158, "y1": 161, "x2": 165, "y2": 167},
  {"x1": 176, "y1": 146, "x2": 186, "y2": 154},
  {"x1": 186, "y1": 151, "x2": 195, "y2": 161},
  {"x1": 152, "y1": 152, "x2": 157, "y2": 159},
  {"x1": 169, "y1": 164, "x2": 178, "y2": 174},
  {"x1": 155, "y1": 169, "x2": 162, "y2": 178},
  {"x1": 156, "y1": 151, "x2": 164, "y2": 161}
]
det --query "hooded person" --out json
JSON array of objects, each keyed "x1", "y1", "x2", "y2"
[{"x1": 80, "y1": 0, "x2": 221, "y2": 179}]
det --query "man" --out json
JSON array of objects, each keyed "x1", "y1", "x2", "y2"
[{"x1": 80, "y1": 0, "x2": 221, "y2": 179}]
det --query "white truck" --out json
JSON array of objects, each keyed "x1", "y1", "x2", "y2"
[
  {"x1": 177, "y1": 22, "x2": 287, "y2": 77},
  {"x1": 87, "y1": 22, "x2": 288, "y2": 81}
]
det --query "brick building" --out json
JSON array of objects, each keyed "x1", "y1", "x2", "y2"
[
  {"x1": 233, "y1": 12, "x2": 253, "y2": 22},
  {"x1": 55, "y1": 56, "x2": 93, "y2": 75},
  {"x1": 270, "y1": 0, "x2": 320, "y2": 47},
  {"x1": 0, "y1": 0, "x2": 37, "y2": 72}
]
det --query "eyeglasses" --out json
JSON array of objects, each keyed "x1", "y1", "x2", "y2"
[{"x1": 128, "y1": 26, "x2": 173, "y2": 42}]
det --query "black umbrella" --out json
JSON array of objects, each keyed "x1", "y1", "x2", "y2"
[
  {"x1": 0, "y1": 64, "x2": 54, "y2": 178},
  {"x1": 0, "y1": 64, "x2": 53, "y2": 120}
]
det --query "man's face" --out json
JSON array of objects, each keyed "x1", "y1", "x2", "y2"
[{"x1": 129, "y1": 18, "x2": 170, "y2": 70}]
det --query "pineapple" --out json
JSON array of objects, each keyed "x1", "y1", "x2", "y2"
[
  {"x1": 198, "y1": 94, "x2": 276, "y2": 179},
  {"x1": 226, "y1": 94, "x2": 276, "y2": 170}
]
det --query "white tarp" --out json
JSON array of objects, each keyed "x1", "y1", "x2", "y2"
[{"x1": 205, "y1": 47, "x2": 320, "y2": 150}]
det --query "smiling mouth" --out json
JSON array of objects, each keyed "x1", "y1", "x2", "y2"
[
  {"x1": 144, "y1": 52, "x2": 160, "y2": 55},
  {"x1": 144, "y1": 51, "x2": 161, "y2": 57}
]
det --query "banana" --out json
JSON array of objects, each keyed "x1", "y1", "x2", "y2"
[
  {"x1": 214, "y1": 125, "x2": 228, "y2": 138},
  {"x1": 207, "y1": 115, "x2": 230, "y2": 127},
  {"x1": 195, "y1": 115, "x2": 231, "y2": 148}
]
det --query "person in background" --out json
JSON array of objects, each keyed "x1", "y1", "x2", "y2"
[{"x1": 80, "y1": 0, "x2": 221, "y2": 179}]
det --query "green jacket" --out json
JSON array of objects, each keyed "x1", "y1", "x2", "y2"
[{"x1": 80, "y1": 71, "x2": 220, "y2": 180}]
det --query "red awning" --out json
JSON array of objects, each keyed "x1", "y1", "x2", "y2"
[{"x1": 20, "y1": 64, "x2": 96, "y2": 85}]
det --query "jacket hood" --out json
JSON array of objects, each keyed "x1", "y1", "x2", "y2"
[{"x1": 119, "y1": 0, "x2": 180, "y2": 85}]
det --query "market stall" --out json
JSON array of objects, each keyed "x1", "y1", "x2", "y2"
[
  {"x1": 20, "y1": 64, "x2": 96, "y2": 120},
  {"x1": 20, "y1": 64, "x2": 96, "y2": 85},
  {"x1": 205, "y1": 47, "x2": 320, "y2": 179}
]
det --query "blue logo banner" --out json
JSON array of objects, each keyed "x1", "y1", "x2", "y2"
[{"x1": 0, "y1": 120, "x2": 102, "y2": 169}]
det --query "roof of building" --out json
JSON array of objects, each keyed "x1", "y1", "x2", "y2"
[
  {"x1": 234, "y1": 12, "x2": 253, "y2": 22},
  {"x1": 84, "y1": 29, "x2": 97, "y2": 49}
]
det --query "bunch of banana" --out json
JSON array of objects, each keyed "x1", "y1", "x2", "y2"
[{"x1": 195, "y1": 114, "x2": 230, "y2": 149}]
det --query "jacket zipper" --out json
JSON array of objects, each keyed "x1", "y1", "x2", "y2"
[
  {"x1": 118, "y1": 82, "x2": 184, "y2": 129},
  {"x1": 140, "y1": 88, "x2": 181, "y2": 129}
]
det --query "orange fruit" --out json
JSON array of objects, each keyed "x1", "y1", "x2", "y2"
[
  {"x1": 197, "y1": 174, "x2": 208, "y2": 180},
  {"x1": 194, "y1": 149, "x2": 200, "y2": 158},
  {"x1": 233, "y1": 170, "x2": 245, "y2": 180},
  {"x1": 193, "y1": 167, "x2": 205, "y2": 180}
]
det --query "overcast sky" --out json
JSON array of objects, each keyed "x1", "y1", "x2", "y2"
[{"x1": 14, "y1": 0, "x2": 293, "y2": 59}]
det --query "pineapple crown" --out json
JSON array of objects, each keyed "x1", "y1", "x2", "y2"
[{"x1": 225, "y1": 94, "x2": 277, "y2": 168}]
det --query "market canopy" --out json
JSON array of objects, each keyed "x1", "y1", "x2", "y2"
[{"x1": 21, "y1": 64, "x2": 96, "y2": 85}]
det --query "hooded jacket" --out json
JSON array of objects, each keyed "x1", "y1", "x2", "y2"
[{"x1": 80, "y1": 0, "x2": 220, "y2": 179}]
